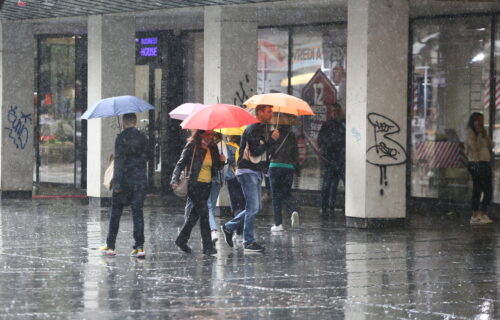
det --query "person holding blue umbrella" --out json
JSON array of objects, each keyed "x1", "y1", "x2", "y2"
[{"x1": 100, "y1": 113, "x2": 149, "y2": 258}]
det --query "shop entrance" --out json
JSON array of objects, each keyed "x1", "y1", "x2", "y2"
[
  {"x1": 135, "y1": 32, "x2": 162, "y2": 192},
  {"x1": 136, "y1": 30, "x2": 203, "y2": 193},
  {"x1": 34, "y1": 35, "x2": 87, "y2": 188}
]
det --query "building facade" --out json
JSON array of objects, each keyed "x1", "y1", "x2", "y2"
[{"x1": 1, "y1": 0, "x2": 500, "y2": 226}]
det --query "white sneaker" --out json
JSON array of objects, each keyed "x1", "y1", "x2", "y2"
[
  {"x1": 211, "y1": 230, "x2": 219, "y2": 243},
  {"x1": 270, "y1": 224, "x2": 284, "y2": 232},
  {"x1": 470, "y1": 216, "x2": 486, "y2": 225},
  {"x1": 291, "y1": 211, "x2": 299, "y2": 228},
  {"x1": 479, "y1": 214, "x2": 493, "y2": 224}
]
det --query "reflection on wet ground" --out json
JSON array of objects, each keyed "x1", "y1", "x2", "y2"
[{"x1": 0, "y1": 198, "x2": 498, "y2": 319}]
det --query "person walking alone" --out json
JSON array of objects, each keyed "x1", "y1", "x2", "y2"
[
  {"x1": 221, "y1": 104, "x2": 279, "y2": 253},
  {"x1": 465, "y1": 112, "x2": 494, "y2": 225},
  {"x1": 171, "y1": 130, "x2": 225, "y2": 255},
  {"x1": 317, "y1": 103, "x2": 345, "y2": 215},
  {"x1": 100, "y1": 113, "x2": 149, "y2": 258}
]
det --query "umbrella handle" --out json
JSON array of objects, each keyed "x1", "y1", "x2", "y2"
[
  {"x1": 218, "y1": 129, "x2": 223, "y2": 154},
  {"x1": 276, "y1": 107, "x2": 280, "y2": 130},
  {"x1": 116, "y1": 116, "x2": 122, "y2": 132}
]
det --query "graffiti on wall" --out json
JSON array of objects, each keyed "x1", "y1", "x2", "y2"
[
  {"x1": 5, "y1": 105, "x2": 32, "y2": 150},
  {"x1": 366, "y1": 113, "x2": 407, "y2": 196},
  {"x1": 233, "y1": 74, "x2": 254, "y2": 106}
]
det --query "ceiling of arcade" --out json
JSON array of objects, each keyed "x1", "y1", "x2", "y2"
[{"x1": 0, "y1": 0, "x2": 499, "y2": 29}]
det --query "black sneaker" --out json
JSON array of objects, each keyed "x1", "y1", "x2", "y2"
[
  {"x1": 203, "y1": 247, "x2": 217, "y2": 256},
  {"x1": 221, "y1": 225, "x2": 234, "y2": 248},
  {"x1": 175, "y1": 240, "x2": 192, "y2": 253},
  {"x1": 244, "y1": 242, "x2": 265, "y2": 253}
]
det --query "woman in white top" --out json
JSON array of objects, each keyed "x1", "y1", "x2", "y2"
[{"x1": 464, "y1": 112, "x2": 494, "y2": 225}]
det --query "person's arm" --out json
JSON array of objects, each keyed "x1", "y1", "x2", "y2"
[
  {"x1": 290, "y1": 133, "x2": 300, "y2": 171},
  {"x1": 464, "y1": 129, "x2": 480, "y2": 156},
  {"x1": 227, "y1": 144, "x2": 236, "y2": 168},
  {"x1": 330, "y1": 122, "x2": 345, "y2": 145},
  {"x1": 170, "y1": 143, "x2": 192, "y2": 186},
  {"x1": 246, "y1": 125, "x2": 268, "y2": 157},
  {"x1": 317, "y1": 123, "x2": 327, "y2": 151},
  {"x1": 212, "y1": 144, "x2": 225, "y2": 171},
  {"x1": 112, "y1": 135, "x2": 125, "y2": 192}
]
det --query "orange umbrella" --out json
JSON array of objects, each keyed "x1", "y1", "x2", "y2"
[{"x1": 243, "y1": 93, "x2": 314, "y2": 116}]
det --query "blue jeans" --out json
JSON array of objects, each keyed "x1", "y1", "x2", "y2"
[
  {"x1": 106, "y1": 182, "x2": 146, "y2": 250},
  {"x1": 207, "y1": 180, "x2": 221, "y2": 231},
  {"x1": 269, "y1": 167, "x2": 297, "y2": 226},
  {"x1": 224, "y1": 172, "x2": 262, "y2": 245},
  {"x1": 320, "y1": 164, "x2": 345, "y2": 210}
]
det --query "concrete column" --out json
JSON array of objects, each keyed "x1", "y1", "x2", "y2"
[
  {"x1": 345, "y1": 0, "x2": 408, "y2": 227},
  {"x1": 204, "y1": 6, "x2": 257, "y2": 105},
  {"x1": 0, "y1": 22, "x2": 34, "y2": 198},
  {"x1": 87, "y1": 15, "x2": 135, "y2": 200}
]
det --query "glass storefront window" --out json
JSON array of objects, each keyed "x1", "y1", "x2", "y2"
[
  {"x1": 291, "y1": 25, "x2": 346, "y2": 190},
  {"x1": 257, "y1": 28, "x2": 289, "y2": 94},
  {"x1": 36, "y1": 36, "x2": 86, "y2": 185},
  {"x1": 411, "y1": 17, "x2": 492, "y2": 201},
  {"x1": 257, "y1": 25, "x2": 347, "y2": 191},
  {"x1": 493, "y1": 17, "x2": 500, "y2": 203}
]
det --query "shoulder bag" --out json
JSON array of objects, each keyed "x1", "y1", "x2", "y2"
[
  {"x1": 103, "y1": 154, "x2": 114, "y2": 191},
  {"x1": 174, "y1": 145, "x2": 196, "y2": 198}
]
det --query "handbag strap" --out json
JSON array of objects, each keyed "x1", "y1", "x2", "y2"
[
  {"x1": 270, "y1": 132, "x2": 290, "y2": 161},
  {"x1": 186, "y1": 144, "x2": 196, "y2": 177}
]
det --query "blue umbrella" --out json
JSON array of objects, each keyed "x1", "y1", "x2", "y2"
[{"x1": 80, "y1": 95, "x2": 155, "y2": 120}]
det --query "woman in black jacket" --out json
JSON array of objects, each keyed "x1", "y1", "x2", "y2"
[
  {"x1": 268, "y1": 125, "x2": 299, "y2": 232},
  {"x1": 171, "y1": 130, "x2": 226, "y2": 255}
]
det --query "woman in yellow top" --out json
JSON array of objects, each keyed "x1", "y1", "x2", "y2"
[
  {"x1": 464, "y1": 113, "x2": 494, "y2": 225},
  {"x1": 171, "y1": 130, "x2": 226, "y2": 255}
]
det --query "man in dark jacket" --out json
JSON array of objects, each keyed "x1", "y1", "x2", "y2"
[
  {"x1": 317, "y1": 103, "x2": 345, "y2": 215},
  {"x1": 100, "y1": 113, "x2": 149, "y2": 257},
  {"x1": 221, "y1": 104, "x2": 279, "y2": 253}
]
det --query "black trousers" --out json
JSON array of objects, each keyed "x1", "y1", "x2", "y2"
[
  {"x1": 176, "y1": 181, "x2": 213, "y2": 250},
  {"x1": 106, "y1": 183, "x2": 146, "y2": 250},
  {"x1": 468, "y1": 161, "x2": 492, "y2": 211},
  {"x1": 227, "y1": 177, "x2": 245, "y2": 235}
]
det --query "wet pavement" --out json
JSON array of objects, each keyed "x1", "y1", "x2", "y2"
[{"x1": 0, "y1": 197, "x2": 498, "y2": 319}]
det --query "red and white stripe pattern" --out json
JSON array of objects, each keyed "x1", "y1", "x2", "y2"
[
  {"x1": 414, "y1": 141, "x2": 466, "y2": 168},
  {"x1": 483, "y1": 77, "x2": 500, "y2": 110}
]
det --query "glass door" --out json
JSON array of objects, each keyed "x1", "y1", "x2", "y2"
[
  {"x1": 134, "y1": 64, "x2": 161, "y2": 192},
  {"x1": 35, "y1": 35, "x2": 87, "y2": 187}
]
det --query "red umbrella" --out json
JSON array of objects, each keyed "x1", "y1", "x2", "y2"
[{"x1": 180, "y1": 103, "x2": 259, "y2": 130}]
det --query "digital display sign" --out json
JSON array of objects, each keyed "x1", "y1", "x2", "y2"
[
  {"x1": 137, "y1": 37, "x2": 159, "y2": 57},
  {"x1": 141, "y1": 37, "x2": 158, "y2": 45},
  {"x1": 140, "y1": 47, "x2": 158, "y2": 57}
]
